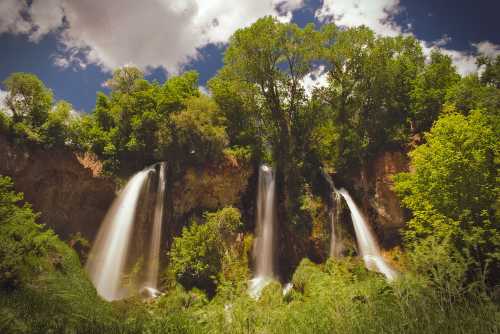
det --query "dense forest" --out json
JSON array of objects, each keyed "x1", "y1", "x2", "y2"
[{"x1": 0, "y1": 17, "x2": 499, "y2": 333}]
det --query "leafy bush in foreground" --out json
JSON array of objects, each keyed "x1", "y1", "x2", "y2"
[
  {"x1": 394, "y1": 110, "x2": 499, "y2": 285},
  {"x1": 168, "y1": 207, "x2": 244, "y2": 295},
  {"x1": 140, "y1": 253, "x2": 498, "y2": 334},
  {"x1": 0, "y1": 175, "x2": 121, "y2": 333}
]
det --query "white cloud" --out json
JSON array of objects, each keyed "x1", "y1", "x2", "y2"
[
  {"x1": 420, "y1": 39, "x2": 476, "y2": 75},
  {"x1": 432, "y1": 34, "x2": 451, "y2": 47},
  {"x1": 0, "y1": 89, "x2": 12, "y2": 117},
  {"x1": 0, "y1": 0, "x2": 31, "y2": 34},
  {"x1": 421, "y1": 38, "x2": 500, "y2": 76},
  {"x1": 315, "y1": 1, "x2": 499, "y2": 76},
  {"x1": 28, "y1": 0, "x2": 64, "y2": 42},
  {"x1": 473, "y1": 41, "x2": 500, "y2": 58},
  {"x1": 302, "y1": 65, "x2": 328, "y2": 96},
  {"x1": 440, "y1": 49, "x2": 477, "y2": 76},
  {"x1": 52, "y1": 55, "x2": 70, "y2": 69},
  {"x1": 2, "y1": 1, "x2": 498, "y2": 79},
  {"x1": 316, "y1": 0, "x2": 403, "y2": 36},
  {"x1": 0, "y1": 0, "x2": 304, "y2": 73},
  {"x1": 198, "y1": 85, "x2": 210, "y2": 96}
]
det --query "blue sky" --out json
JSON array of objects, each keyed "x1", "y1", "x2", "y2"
[{"x1": 0, "y1": 0, "x2": 499, "y2": 113}]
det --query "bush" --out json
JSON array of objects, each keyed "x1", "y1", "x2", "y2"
[
  {"x1": 394, "y1": 110, "x2": 499, "y2": 285},
  {"x1": 0, "y1": 175, "x2": 51, "y2": 289},
  {"x1": 168, "y1": 207, "x2": 242, "y2": 294},
  {"x1": 0, "y1": 175, "x2": 122, "y2": 332},
  {"x1": 172, "y1": 95, "x2": 229, "y2": 165},
  {"x1": 41, "y1": 101, "x2": 74, "y2": 148},
  {"x1": 223, "y1": 145, "x2": 252, "y2": 165}
]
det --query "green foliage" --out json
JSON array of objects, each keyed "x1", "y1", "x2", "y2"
[
  {"x1": 0, "y1": 73, "x2": 83, "y2": 150},
  {"x1": 394, "y1": 110, "x2": 499, "y2": 283},
  {"x1": 319, "y1": 26, "x2": 425, "y2": 172},
  {"x1": 0, "y1": 175, "x2": 123, "y2": 332},
  {"x1": 223, "y1": 145, "x2": 252, "y2": 164},
  {"x1": 171, "y1": 95, "x2": 228, "y2": 165},
  {"x1": 80, "y1": 67, "x2": 231, "y2": 174},
  {"x1": 2, "y1": 73, "x2": 52, "y2": 128},
  {"x1": 444, "y1": 73, "x2": 500, "y2": 117},
  {"x1": 0, "y1": 175, "x2": 52, "y2": 289},
  {"x1": 10, "y1": 121, "x2": 43, "y2": 144},
  {"x1": 410, "y1": 50, "x2": 460, "y2": 132},
  {"x1": 40, "y1": 101, "x2": 74, "y2": 147},
  {"x1": 104, "y1": 66, "x2": 145, "y2": 94},
  {"x1": 299, "y1": 188, "x2": 330, "y2": 258},
  {"x1": 136, "y1": 257, "x2": 498, "y2": 333},
  {"x1": 478, "y1": 54, "x2": 500, "y2": 88},
  {"x1": 169, "y1": 207, "x2": 243, "y2": 294},
  {"x1": 208, "y1": 76, "x2": 259, "y2": 150},
  {"x1": 68, "y1": 232, "x2": 90, "y2": 263},
  {"x1": 0, "y1": 111, "x2": 12, "y2": 133}
]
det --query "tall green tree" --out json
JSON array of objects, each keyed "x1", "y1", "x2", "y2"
[
  {"x1": 394, "y1": 110, "x2": 499, "y2": 284},
  {"x1": 41, "y1": 100, "x2": 73, "y2": 147},
  {"x1": 320, "y1": 26, "x2": 424, "y2": 172},
  {"x1": 213, "y1": 16, "x2": 321, "y2": 223},
  {"x1": 2, "y1": 73, "x2": 53, "y2": 128},
  {"x1": 169, "y1": 95, "x2": 228, "y2": 165},
  {"x1": 410, "y1": 50, "x2": 460, "y2": 132},
  {"x1": 83, "y1": 68, "x2": 202, "y2": 172},
  {"x1": 478, "y1": 54, "x2": 500, "y2": 89}
]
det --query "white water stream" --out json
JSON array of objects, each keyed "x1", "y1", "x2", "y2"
[
  {"x1": 249, "y1": 165, "x2": 276, "y2": 298},
  {"x1": 86, "y1": 167, "x2": 153, "y2": 301},
  {"x1": 144, "y1": 162, "x2": 166, "y2": 290},
  {"x1": 337, "y1": 188, "x2": 398, "y2": 281},
  {"x1": 330, "y1": 191, "x2": 343, "y2": 257}
]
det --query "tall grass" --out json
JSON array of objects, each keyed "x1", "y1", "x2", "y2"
[
  {"x1": 139, "y1": 255, "x2": 499, "y2": 334},
  {"x1": 2, "y1": 244, "x2": 498, "y2": 333}
]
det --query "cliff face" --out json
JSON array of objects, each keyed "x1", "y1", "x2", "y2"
[
  {"x1": 155, "y1": 158, "x2": 253, "y2": 257},
  {"x1": 0, "y1": 135, "x2": 116, "y2": 241},
  {"x1": 0, "y1": 132, "x2": 253, "y2": 247},
  {"x1": 353, "y1": 150, "x2": 409, "y2": 248},
  {"x1": 171, "y1": 158, "x2": 252, "y2": 220}
]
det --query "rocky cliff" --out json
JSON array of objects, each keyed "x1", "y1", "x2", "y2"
[
  {"x1": 353, "y1": 150, "x2": 409, "y2": 248},
  {"x1": 0, "y1": 135, "x2": 116, "y2": 241},
  {"x1": 0, "y1": 131, "x2": 405, "y2": 269},
  {"x1": 171, "y1": 158, "x2": 252, "y2": 219},
  {"x1": 0, "y1": 133, "x2": 254, "y2": 247}
]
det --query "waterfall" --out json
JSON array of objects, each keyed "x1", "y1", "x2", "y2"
[
  {"x1": 330, "y1": 191, "x2": 343, "y2": 257},
  {"x1": 145, "y1": 162, "x2": 166, "y2": 290},
  {"x1": 249, "y1": 165, "x2": 276, "y2": 298},
  {"x1": 337, "y1": 188, "x2": 398, "y2": 281},
  {"x1": 86, "y1": 167, "x2": 153, "y2": 301},
  {"x1": 320, "y1": 169, "x2": 343, "y2": 258}
]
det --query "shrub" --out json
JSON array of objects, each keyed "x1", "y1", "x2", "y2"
[
  {"x1": 394, "y1": 110, "x2": 499, "y2": 285},
  {"x1": 168, "y1": 207, "x2": 242, "y2": 294},
  {"x1": 0, "y1": 175, "x2": 122, "y2": 332}
]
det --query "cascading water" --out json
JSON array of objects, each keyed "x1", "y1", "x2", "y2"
[
  {"x1": 337, "y1": 188, "x2": 398, "y2": 281},
  {"x1": 86, "y1": 167, "x2": 153, "y2": 301},
  {"x1": 329, "y1": 191, "x2": 343, "y2": 257},
  {"x1": 249, "y1": 165, "x2": 276, "y2": 298},
  {"x1": 144, "y1": 162, "x2": 166, "y2": 291},
  {"x1": 321, "y1": 169, "x2": 343, "y2": 258}
]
